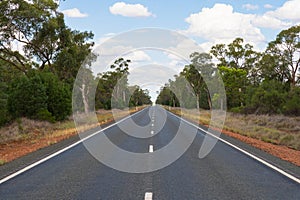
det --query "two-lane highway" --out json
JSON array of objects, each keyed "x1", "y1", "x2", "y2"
[{"x1": 0, "y1": 106, "x2": 299, "y2": 199}]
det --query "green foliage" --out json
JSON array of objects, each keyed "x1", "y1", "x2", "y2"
[
  {"x1": 156, "y1": 86, "x2": 179, "y2": 107},
  {"x1": 53, "y1": 30, "x2": 94, "y2": 86},
  {"x1": 8, "y1": 74, "x2": 48, "y2": 118},
  {"x1": 230, "y1": 107, "x2": 244, "y2": 113},
  {"x1": 218, "y1": 66, "x2": 248, "y2": 109},
  {"x1": 96, "y1": 58, "x2": 131, "y2": 110},
  {"x1": 35, "y1": 109, "x2": 55, "y2": 123},
  {"x1": 38, "y1": 71, "x2": 72, "y2": 121},
  {"x1": 210, "y1": 38, "x2": 260, "y2": 72},
  {"x1": 0, "y1": 0, "x2": 60, "y2": 71},
  {"x1": 8, "y1": 70, "x2": 71, "y2": 121},
  {"x1": 283, "y1": 87, "x2": 300, "y2": 116},
  {"x1": 246, "y1": 80, "x2": 286, "y2": 114},
  {"x1": 0, "y1": 82, "x2": 9, "y2": 126},
  {"x1": 265, "y1": 25, "x2": 300, "y2": 88},
  {"x1": 0, "y1": 0, "x2": 95, "y2": 126},
  {"x1": 129, "y1": 86, "x2": 152, "y2": 107}
]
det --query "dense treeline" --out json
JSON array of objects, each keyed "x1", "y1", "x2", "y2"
[
  {"x1": 157, "y1": 25, "x2": 300, "y2": 116},
  {"x1": 0, "y1": 0, "x2": 151, "y2": 126},
  {"x1": 95, "y1": 58, "x2": 152, "y2": 111}
]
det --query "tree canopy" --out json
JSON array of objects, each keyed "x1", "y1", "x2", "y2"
[
  {"x1": 157, "y1": 25, "x2": 300, "y2": 116},
  {"x1": 0, "y1": 0, "x2": 151, "y2": 126}
]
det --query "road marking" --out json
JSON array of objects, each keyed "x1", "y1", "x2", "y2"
[
  {"x1": 144, "y1": 192, "x2": 153, "y2": 200},
  {"x1": 149, "y1": 145, "x2": 154, "y2": 153},
  {"x1": 151, "y1": 123, "x2": 154, "y2": 127},
  {"x1": 167, "y1": 109, "x2": 300, "y2": 184},
  {"x1": 151, "y1": 131, "x2": 154, "y2": 135},
  {"x1": 0, "y1": 107, "x2": 149, "y2": 185}
]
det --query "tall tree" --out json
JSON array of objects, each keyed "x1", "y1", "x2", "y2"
[
  {"x1": 129, "y1": 86, "x2": 152, "y2": 108},
  {"x1": 218, "y1": 66, "x2": 247, "y2": 108},
  {"x1": 53, "y1": 30, "x2": 94, "y2": 85},
  {"x1": 95, "y1": 58, "x2": 131, "y2": 110},
  {"x1": 265, "y1": 25, "x2": 300, "y2": 88},
  {"x1": 0, "y1": 0, "x2": 94, "y2": 77},
  {"x1": 211, "y1": 38, "x2": 259, "y2": 70},
  {"x1": 210, "y1": 38, "x2": 260, "y2": 85},
  {"x1": 182, "y1": 52, "x2": 215, "y2": 109},
  {"x1": 0, "y1": 0, "x2": 60, "y2": 71},
  {"x1": 156, "y1": 85, "x2": 179, "y2": 107}
]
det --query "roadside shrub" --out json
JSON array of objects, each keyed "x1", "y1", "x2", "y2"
[
  {"x1": 8, "y1": 70, "x2": 71, "y2": 122},
  {"x1": 8, "y1": 75, "x2": 48, "y2": 118},
  {"x1": 0, "y1": 82, "x2": 10, "y2": 126},
  {"x1": 246, "y1": 80, "x2": 286, "y2": 114},
  {"x1": 39, "y1": 71, "x2": 71, "y2": 121},
  {"x1": 230, "y1": 107, "x2": 244, "y2": 113},
  {"x1": 35, "y1": 109, "x2": 55, "y2": 123},
  {"x1": 283, "y1": 87, "x2": 300, "y2": 116}
]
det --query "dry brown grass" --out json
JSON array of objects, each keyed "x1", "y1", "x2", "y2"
[
  {"x1": 0, "y1": 107, "x2": 145, "y2": 147},
  {"x1": 168, "y1": 107, "x2": 300, "y2": 150},
  {"x1": 0, "y1": 106, "x2": 146, "y2": 163}
]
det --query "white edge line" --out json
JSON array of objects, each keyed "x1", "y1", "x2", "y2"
[
  {"x1": 167, "y1": 109, "x2": 300, "y2": 184},
  {"x1": 0, "y1": 107, "x2": 149, "y2": 185},
  {"x1": 144, "y1": 192, "x2": 153, "y2": 200}
]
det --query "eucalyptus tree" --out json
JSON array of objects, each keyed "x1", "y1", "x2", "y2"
[
  {"x1": 0, "y1": 0, "x2": 94, "y2": 80},
  {"x1": 265, "y1": 25, "x2": 300, "y2": 89}
]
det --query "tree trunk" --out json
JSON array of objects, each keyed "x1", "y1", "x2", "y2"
[
  {"x1": 123, "y1": 91, "x2": 126, "y2": 103},
  {"x1": 207, "y1": 96, "x2": 212, "y2": 110},
  {"x1": 220, "y1": 98, "x2": 223, "y2": 111},
  {"x1": 291, "y1": 72, "x2": 296, "y2": 89},
  {"x1": 196, "y1": 93, "x2": 200, "y2": 110},
  {"x1": 80, "y1": 83, "x2": 89, "y2": 114},
  {"x1": 207, "y1": 91, "x2": 212, "y2": 110}
]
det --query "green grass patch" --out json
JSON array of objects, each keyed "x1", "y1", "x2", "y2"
[{"x1": 0, "y1": 159, "x2": 6, "y2": 166}]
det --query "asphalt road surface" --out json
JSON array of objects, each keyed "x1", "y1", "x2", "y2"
[{"x1": 0, "y1": 106, "x2": 299, "y2": 199}]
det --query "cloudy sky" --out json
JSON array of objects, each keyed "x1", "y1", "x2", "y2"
[{"x1": 58, "y1": 0, "x2": 300, "y2": 100}]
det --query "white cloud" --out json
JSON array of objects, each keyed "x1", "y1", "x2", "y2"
[
  {"x1": 184, "y1": 2, "x2": 300, "y2": 50},
  {"x1": 62, "y1": 8, "x2": 88, "y2": 18},
  {"x1": 253, "y1": 15, "x2": 292, "y2": 29},
  {"x1": 264, "y1": 4, "x2": 273, "y2": 9},
  {"x1": 167, "y1": 38, "x2": 203, "y2": 58},
  {"x1": 265, "y1": 0, "x2": 300, "y2": 21},
  {"x1": 184, "y1": 4, "x2": 265, "y2": 45},
  {"x1": 242, "y1": 4, "x2": 259, "y2": 10},
  {"x1": 199, "y1": 42, "x2": 214, "y2": 53},
  {"x1": 109, "y1": 2, "x2": 153, "y2": 17},
  {"x1": 124, "y1": 51, "x2": 151, "y2": 62}
]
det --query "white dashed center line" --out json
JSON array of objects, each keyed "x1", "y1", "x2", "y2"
[
  {"x1": 149, "y1": 145, "x2": 154, "y2": 153},
  {"x1": 144, "y1": 192, "x2": 153, "y2": 200},
  {"x1": 151, "y1": 130, "x2": 154, "y2": 135}
]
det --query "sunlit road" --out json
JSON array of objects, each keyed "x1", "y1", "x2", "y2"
[{"x1": 0, "y1": 106, "x2": 299, "y2": 199}]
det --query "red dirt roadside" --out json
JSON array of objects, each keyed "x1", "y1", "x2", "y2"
[
  {"x1": 0, "y1": 131, "x2": 77, "y2": 163},
  {"x1": 214, "y1": 127, "x2": 300, "y2": 167},
  {"x1": 1, "y1": 109, "x2": 300, "y2": 167}
]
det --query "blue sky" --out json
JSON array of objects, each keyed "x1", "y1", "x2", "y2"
[
  {"x1": 58, "y1": 1, "x2": 299, "y2": 48},
  {"x1": 58, "y1": 0, "x2": 300, "y2": 100}
]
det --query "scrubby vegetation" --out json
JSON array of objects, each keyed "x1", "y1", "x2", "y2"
[
  {"x1": 0, "y1": 0, "x2": 151, "y2": 127},
  {"x1": 157, "y1": 25, "x2": 300, "y2": 116},
  {"x1": 169, "y1": 107, "x2": 300, "y2": 150}
]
